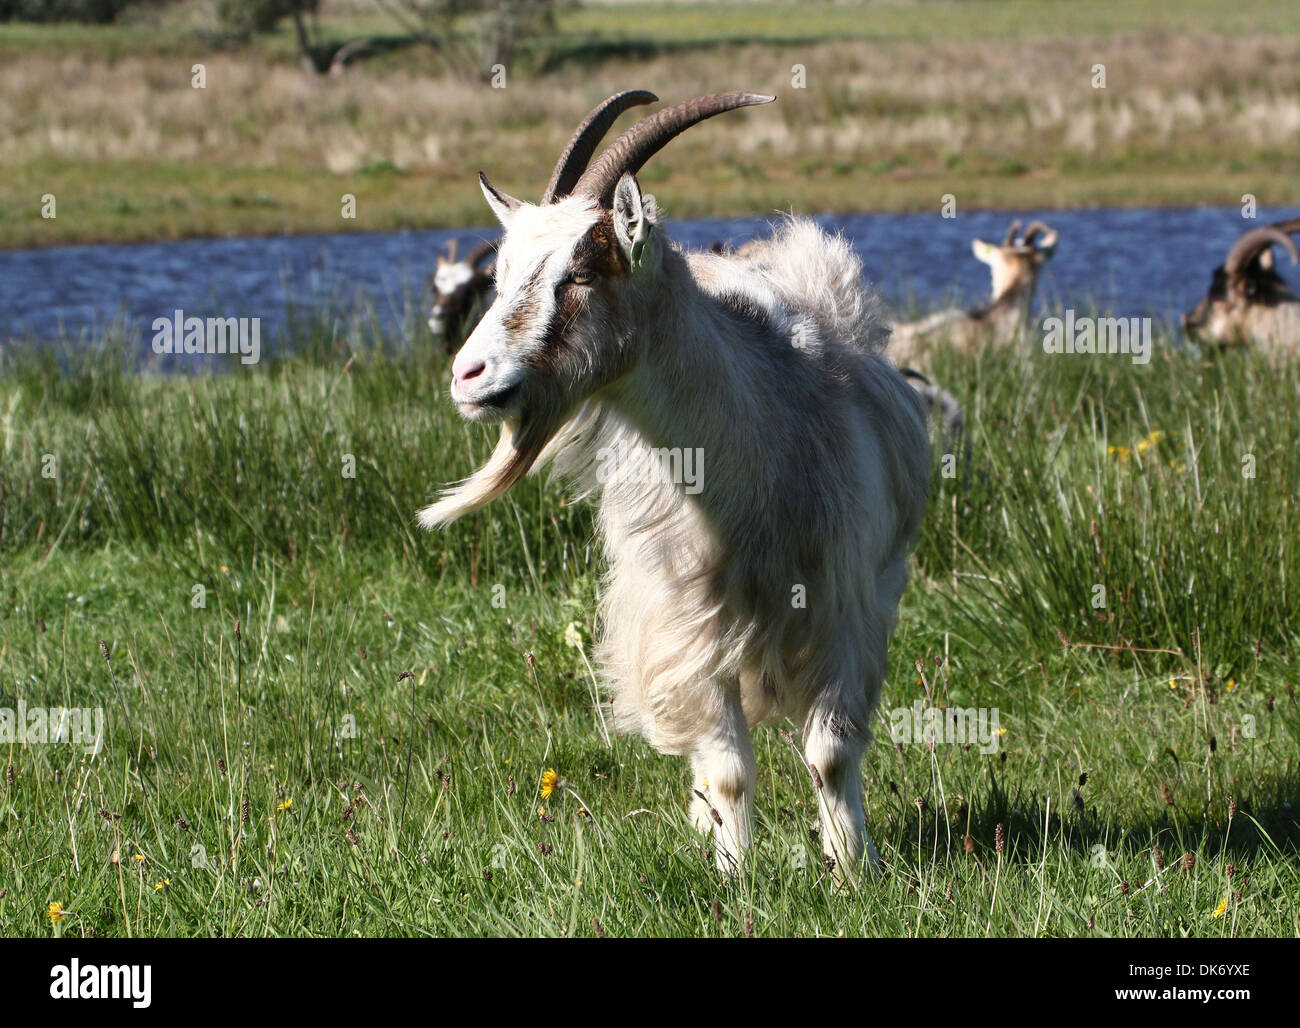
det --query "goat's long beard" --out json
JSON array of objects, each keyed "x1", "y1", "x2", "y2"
[{"x1": 416, "y1": 405, "x2": 565, "y2": 529}]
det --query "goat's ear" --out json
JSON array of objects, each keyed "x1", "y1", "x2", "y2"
[
  {"x1": 479, "y1": 172, "x2": 521, "y2": 228},
  {"x1": 1035, "y1": 231, "x2": 1059, "y2": 260},
  {"x1": 971, "y1": 239, "x2": 998, "y2": 264},
  {"x1": 1259, "y1": 249, "x2": 1275, "y2": 271},
  {"x1": 612, "y1": 173, "x2": 653, "y2": 268}
]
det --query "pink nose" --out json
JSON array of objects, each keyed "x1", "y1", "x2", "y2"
[{"x1": 453, "y1": 356, "x2": 486, "y2": 383}]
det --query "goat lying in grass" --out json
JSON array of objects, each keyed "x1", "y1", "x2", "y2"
[
  {"x1": 888, "y1": 219, "x2": 1058, "y2": 444},
  {"x1": 419, "y1": 90, "x2": 930, "y2": 876},
  {"x1": 890, "y1": 219, "x2": 1059, "y2": 363},
  {"x1": 1182, "y1": 219, "x2": 1300, "y2": 356}
]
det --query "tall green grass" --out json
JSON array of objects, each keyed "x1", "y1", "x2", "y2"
[
  {"x1": 920, "y1": 342, "x2": 1300, "y2": 673},
  {"x1": 0, "y1": 311, "x2": 1296, "y2": 937}
]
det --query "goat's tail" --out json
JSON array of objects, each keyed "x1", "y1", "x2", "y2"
[{"x1": 745, "y1": 217, "x2": 890, "y2": 352}]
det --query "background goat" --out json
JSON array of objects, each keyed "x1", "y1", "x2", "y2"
[
  {"x1": 428, "y1": 238, "x2": 497, "y2": 343},
  {"x1": 419, "y1": 90, "x2": 930, "y2": 876},
  {"x1": 888, "y1": 219, "x2": 1057, "y2": 446},
  {"x1": 1182, "y1": 219, "x2": 1300, "y2": 355},
  {"x1": 890, "y1": 219, "x2": 1058, "y2": 365}
]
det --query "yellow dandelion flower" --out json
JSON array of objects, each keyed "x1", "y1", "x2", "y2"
[
  {"x1": 277, "y1": 798, "x2": 293, "y2": 812},
  {"x1": 538, "y1": 807, "x2": 547, "y2": 817},
  {"x1": 540, "y1": 769, "x2": 558, "y2": 799},
  {"x1": 996, "y1": 728, "x2": 1008, "y2": 737},
  {"x1": 1212, "y1": 896, "x2": 1228, "y2": 919},
  {"x1": 133, "y1": 853, "x2": 146, "y2": 863},
  {"x1": 153, "y1": 880, "x2": 170, "y2": 893},
  {"x1": 47, "y1": 901, "x2": 68, "y2": 925},
  {"x1": 1137, "y1": 430, "x2": 1163, "y2": 454},
  {"x1": 1169, "y1": 679, "x2": 1178, "y2": 689},
  {"x1": 1226, "y1": 678, "x2": 1236, "y2": 692}
]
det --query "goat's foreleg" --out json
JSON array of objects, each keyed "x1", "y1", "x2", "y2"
[
  {"x1": 804, "y1": 702, "x2": 876, "y2": 879},
  {"x1": 688, "y1": 687, "x2": 755, "y2": 874}
]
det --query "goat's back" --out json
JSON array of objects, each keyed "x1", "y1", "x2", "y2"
[{"x1": 691, "y1": 218, "x2": 890, "y2": 354}]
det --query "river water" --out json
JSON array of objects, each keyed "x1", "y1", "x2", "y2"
[{"x1": 1, "y1": 205, "x2": 1294, "y2": 351}]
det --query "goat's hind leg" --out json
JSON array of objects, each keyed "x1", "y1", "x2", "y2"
[{"x1": 688, "y1": 686, "x2": 756, "y2": 874}]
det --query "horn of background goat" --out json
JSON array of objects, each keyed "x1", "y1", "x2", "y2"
[
  {"x1": 1019, "y1": 221, "x2": 1053, "y2": 248},
  {"x1": 573, "y1": 91, "x2": 776, "y2": 206},
  {"x1": 465, "y1": 240, "x2": 497, "y2": 269},
  {"x1": 1225, "y1": 220, "x2": 1300, "y2": 275},
  {"x1": 541, "y1": 90, "x2": 659, "y2": 204},
  {"x1": 1001, "y1": 220, "x2": 1022, "y2": 246}
]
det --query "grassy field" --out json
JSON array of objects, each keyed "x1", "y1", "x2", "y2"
[
  {"x1": 1, "y1": 310, "x2": 1297, "y2": 938},
  {"x1": 2, "y1": 0, "x2": 1299, "y2": 248}
]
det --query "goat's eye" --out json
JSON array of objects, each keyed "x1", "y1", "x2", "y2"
[{"x1": 570, "y1": 269, "x2": 596, "y2": 286}]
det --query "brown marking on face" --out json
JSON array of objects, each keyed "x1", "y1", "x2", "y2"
[
  {"x1": 502, "y1": 264, "x2": 546, "y2": 335},
  {"x1": 522, "y1": 286, "x2": 584, "y2": 375},
  {"x1": 572, "y1": 213, "x2": 631, "y2": 281},
  {"x1": 522, "y1": 214, "x2": 630, "y2": 374}
]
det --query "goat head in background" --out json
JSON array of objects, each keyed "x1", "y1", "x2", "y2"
[
  {"x1": 428, "y1": 237, "x2": 498, "y2": 344},
  {"x1": 1182, "y1": 219, "x2": 1300, "y2": 355}
]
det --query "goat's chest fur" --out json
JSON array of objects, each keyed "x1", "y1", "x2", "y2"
[{"x1": 556, "y1": 222, "x2": 931, "y2": 755}]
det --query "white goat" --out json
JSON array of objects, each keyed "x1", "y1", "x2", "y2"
[{"x1": 419, "y1": 91, "x2": 930, "y2": 875}]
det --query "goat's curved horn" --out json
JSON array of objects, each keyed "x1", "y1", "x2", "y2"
[
  {"x1": 541, "y1": 90, "x2": 659, "y2": 204},
  {"x1": 445, "y1": 237, "x2": 459, "y2": 263},
  {"x1": 574, "y1": 91, "x2": 776, "y2": 206},
  {"x1": 1002, "y1": 220, "x2": 1022, "y2": 246},
  {"x1": 1225, "y1": 220, "x2": 1300, "y2": 276},
  {"x1": 1019, "y1": 221, "x2": 1055, "y2": 248},
  {"x1": 465, "y1": 240, "x2": 496, "y2": 269}
]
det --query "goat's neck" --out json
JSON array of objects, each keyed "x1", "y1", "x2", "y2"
[
  {"x1": 977, "y1": 277, "x2": 1037, "y2": 338},
  {"x1": 987, "y1": 277, "x2": 1035, "y2": 314},
  {"x1": 601, "y1": 250, "x2": 781, "y2": 514}
]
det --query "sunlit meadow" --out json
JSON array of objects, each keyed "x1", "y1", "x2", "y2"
[{"x1": 1, "y1": 305, "x2": 1296, "y2": 937}]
